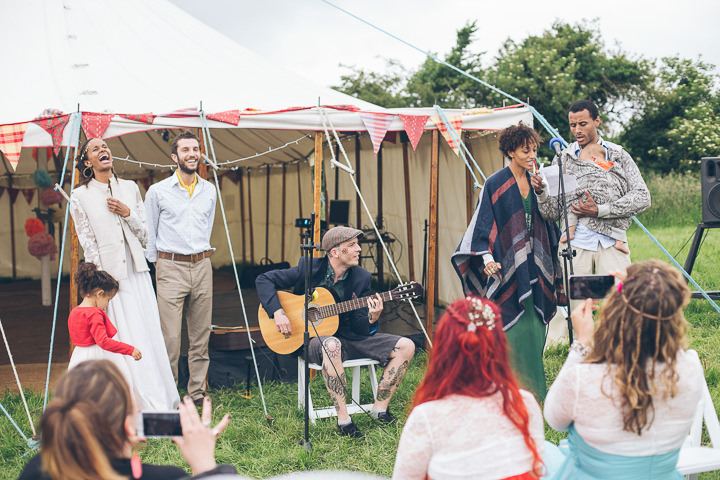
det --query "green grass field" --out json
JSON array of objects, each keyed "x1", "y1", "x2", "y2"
[{"x1": 2, "y1": 173, "x2": 720, "y2": 479}]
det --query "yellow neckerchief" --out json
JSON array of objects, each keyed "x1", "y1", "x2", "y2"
[{"x1": 176, "y1": 170, "x2": 198, "y2": 197}]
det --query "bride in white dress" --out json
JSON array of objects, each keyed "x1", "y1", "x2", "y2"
[{"x1": 69, "y1": 137, "x2": 179, "y2": 410}]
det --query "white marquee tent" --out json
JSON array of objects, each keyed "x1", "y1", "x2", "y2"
[{"x1": 0, "y1": 0, "x2": 533, "y2": 310}]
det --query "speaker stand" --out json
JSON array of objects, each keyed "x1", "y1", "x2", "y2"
[{"x1": 683, "y1": 222, "x2": 720, "y2": 300}]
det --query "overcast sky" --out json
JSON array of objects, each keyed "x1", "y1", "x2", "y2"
[{"x1": 169, "y1": 0, "x2": 719, "y2": 91}]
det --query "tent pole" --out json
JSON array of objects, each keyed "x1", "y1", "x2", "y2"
[
  {"x1": 8, "y1": 174, "x2": 16, "y2": 280},
  {"x1": 376, "y1": 145, "x2": 384, "y2": 285},
  {"x1": 426, "y1": 130, "x2": 440, "y2": 347},
  {"x1": 464, "y1": 134, "x2": 474, "y2": 225},
  {"x1": 265, "y1": 165, "x2": 270, "y2": 260},
  {"x1": 281, "y1": 163, "x2": 287, "y2": 262},
  {"x1": 247, "y1": 170, "x2": 255, "y2": 263},
  {"x1": 402, "y1": 141, "x2": 415, "y2": 282},
  {"x1": 355, "y1": 134, "x2": 361, "y2": 228},
  {"x1": 297, "y1": 163, "x2": 303, "y2": 244},
  {"x1": 334, "y1": 144, "x2": 340, "y2": 200},
  {"x1": 313, "y1": 132, "x2": 322, "y2": 257},
  {"x1": 238, "y1": 169, "x2": 246, "y2": 263}
]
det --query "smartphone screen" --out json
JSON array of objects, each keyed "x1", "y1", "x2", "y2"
[
  {"x1": 569, "y1": 274, "x2": 615, "y2": 300},
  {"x1": 137, "y1": 411, "x2": 182, "y2": 438}
]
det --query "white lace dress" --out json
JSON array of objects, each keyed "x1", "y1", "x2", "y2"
[
  {"x1": 70, "y1": 179, "x2": 180, "y2": 410},
  {"x1": 392, "y1": 392, "x2": 545, "y2": 480}
]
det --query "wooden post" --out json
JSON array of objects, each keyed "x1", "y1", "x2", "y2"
[
  {"x1": 313, "y1": 132, "x2": 322, "y2": 257},
  {"x1": 69, "y1": 165, "x2": 80, "y2": 358},
  {"x1": 297, "y1": 162, "x2": 303, "y2": 244},
  {"x1": 376, "y1": 145, "x2": 384, "y2": 285},
  {"x1": 265, "y1": 165, "x2": 270, "y2": 260},
  {"x1": 8, "y1": 174, "x2": 16, "y2": 279},
  {"x1": 464, "y1": 134, "x2": 475, "y2": 225},
  {"x1": 247, "y1": 169, "x2": 255, "y2": 262},
  {"x1": 355, "y1": 134, "x2": 361, "y2": 228},
  {"x1": 334, "y1": 144, "x2": 340, "y2": 200},
  {"x1": 402, "y1": 141, "x2": 415, "y2": 282},
  {"x1": 238, "y1": 169, "x2": 246, "y2": 263},
  {"x1": 197, "y1": 128, "x2": 208, "y2": 180},
  {"x1": 426, "y1": 130, "x2": 440, "y2": 347},
  {"x1": 281, "y1": 163, "x2": 287, "y2": 262}
]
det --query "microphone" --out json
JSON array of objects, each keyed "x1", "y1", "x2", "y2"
[{"x1": 549, "y1": 138, "x2": 563, "y2": 155}]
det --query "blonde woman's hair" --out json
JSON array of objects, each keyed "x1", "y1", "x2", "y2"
[
  {"x1": 40, "y1": 360, "x2": 133, "y2": 480},
  {"x1": 586, "y1": 259, "x2": 690, "y2": 434}
]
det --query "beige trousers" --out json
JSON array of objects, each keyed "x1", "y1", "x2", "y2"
[{"x1": 156, "y1": 257, "x2": 213, "y2": 400}]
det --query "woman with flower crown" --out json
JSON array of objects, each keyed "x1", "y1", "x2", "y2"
[
  {"x1": 392, "y1": 297, "x2": 545, "y2": 480},
  {"x1": 69, "y1": 137, "x2": 179, "y2": 410},
  {"x1": 543, "y1": 259, "x2": 704, "y2": 479}
]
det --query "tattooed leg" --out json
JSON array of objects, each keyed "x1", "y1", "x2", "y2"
[
  {"x1": 320, "y1": 337, "x2": 349, "y2": 421},
  {"x1": 374, "y1": 337, "x2": 415, "y2": 409}
]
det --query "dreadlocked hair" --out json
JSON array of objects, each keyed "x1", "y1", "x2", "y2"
[
  {"x1": 585, "y1": 259, "x2": 690, "y2": 435},
  {"x1": 39, "y1": 360, "x2": 133, "y2": 480},
  {"x1": 412, "y1": 297, "x2": 543, "y2": 477}
]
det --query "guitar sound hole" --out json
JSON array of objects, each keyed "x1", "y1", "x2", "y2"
[{"x1": 303, "y1": 306, "x2": 323, "y2": 327}]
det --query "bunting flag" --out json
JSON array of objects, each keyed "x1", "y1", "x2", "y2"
[
  {"x1": 118, "y1": 113, "x2": 156, "y2": 124},
  {"x1": 8, "y1": 188, "x2": 20, "y2": 205},
  {"x1": 162, "y1": 107, "x2": 199, "y2": 117},
  {"x1": 399, "y1": 115, "x2": 429, "y2": 151},
  {"x1": 430, "y1": 114, "x2": 463, "y2": 155},
  {"x1": 81, "y1": 113, "x2": 113, "y2": 139},
  {"x1": 207, "y1": 110, "x2": 241, "y2": 126},
  {"x1": 22, "y1": 189, "x2": 35, "y2": 205},
  {"x1": 359, "y1": 112, "x2": 394, "y2": 155},
  {"x1": 33, "y1": 115, "x2": 70, "y2": 155},
  {"x1": 0, "y1": 123, "x2": 29, "y2": 170}
]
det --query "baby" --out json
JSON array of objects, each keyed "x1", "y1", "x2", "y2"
[{"x1": 560, "y1": 143, "x2": 630, "y2": 254}]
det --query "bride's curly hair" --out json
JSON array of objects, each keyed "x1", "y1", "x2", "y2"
[{"x1": 585, "y1": 259, "x2": 690, "y2": 435}]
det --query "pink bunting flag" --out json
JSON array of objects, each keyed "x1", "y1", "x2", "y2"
[
  {"x1": 207, "y1": 110, "x2": 241, "y2": 126},
  {"x1": 81, "y1": 113, "x2": 113, "y2": 139},
  {"x1": 399, "y1": 115, "x2": 429, "y2": 151},
  {"x1": 33, "y1": 115, "x2": 70, "y2": 155},
  {"x1": 118, "y1": 113, "x2": 156, "y2": 124},
  {"x1": 430, "y1": 114, "x2": 463, "y2": 155},
  {"x1": 0, "y1": 123, "x2": 29, "y2": 171},
  {"x1": 359, "y1": 112, "x2": 394, "y2": 155}
]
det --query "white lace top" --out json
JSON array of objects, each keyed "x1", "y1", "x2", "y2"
[
  {"x1": 544, "y1": 349, "x2": 704, "y2": 456},
  {"x1": 392, "y1": 392, "x2": 544, "y2": 480}
]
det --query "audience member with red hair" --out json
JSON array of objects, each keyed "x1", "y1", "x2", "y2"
[{"x1": 392, "y1": 297, "x2": 544, "y2": 480}]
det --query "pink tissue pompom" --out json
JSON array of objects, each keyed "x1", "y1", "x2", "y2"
[
  {"x1": 28, "y1": 232, "x2": 57, "y2": 260},
  {"x1": 40, "y1": 188, "x2": 64, "y2": 206}
]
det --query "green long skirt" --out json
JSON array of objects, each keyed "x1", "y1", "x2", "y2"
[{"x1": 504, "y1": 292, "x2": 547, "y2": 401}]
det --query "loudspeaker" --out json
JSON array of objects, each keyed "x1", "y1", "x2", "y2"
[{"x1": 702, "y1": 157, "x2": 720, "y2": 224}]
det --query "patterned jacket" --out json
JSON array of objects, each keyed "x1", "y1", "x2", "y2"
[{"x1": 537, "y1": 139, "x2": 651, "y2": 242}]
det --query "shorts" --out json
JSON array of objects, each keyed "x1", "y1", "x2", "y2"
[{"x1": 305, "y1": 333, "x2": 402, "y2": 367}]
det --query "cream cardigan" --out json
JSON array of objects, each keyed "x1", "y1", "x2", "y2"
[{"x1": 70, "y1": 177, "x2": 149, "y2": 280}]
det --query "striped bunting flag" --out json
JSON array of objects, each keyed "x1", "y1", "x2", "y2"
[
  {"x1": 360, "y1": 112, "x2": 394, "y2": 155},
  {"x1": 430, "y1": 114, "x2": 463, "y2": 155},
  {"x1": 0, "y1": 123, "x2": 29, "y2": 171}
]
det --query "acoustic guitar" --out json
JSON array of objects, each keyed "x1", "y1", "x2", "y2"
[{"x1": 258, "y1": 282, "x2": 423, "y2": 354}]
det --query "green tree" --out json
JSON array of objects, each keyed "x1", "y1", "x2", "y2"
[
  {"x1": 620, "y1": 57, "x2": 720, "y2": 173},
  {"x1": 482, "y1": 20, "x2": 651, "y2": 138}
]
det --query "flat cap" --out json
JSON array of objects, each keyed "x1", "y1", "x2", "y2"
[{"x1": 322, "y1": 226, "x2": 364, "y2": 252}]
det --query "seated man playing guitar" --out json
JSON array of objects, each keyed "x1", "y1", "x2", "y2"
[{"x1": 256, "y1": 226, "x2": 416, "y2": 437}]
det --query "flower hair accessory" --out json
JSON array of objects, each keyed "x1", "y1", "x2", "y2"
[{"x1": 466, "y1": 296, "x2": 496, "y2": 332}]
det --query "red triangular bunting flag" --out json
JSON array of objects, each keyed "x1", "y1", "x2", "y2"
[
  {"x1": 399, "y1": 115, "x2": 429, "y2": 151},
  {"x1": 81, "y1": 113, "x2": 113, "y2": 139},
  {"x1": 33, "y1": 115, "x2": 70, "y2": 155},
  {"x1": 360, "y1": 113, "x2": 393, "y2": 155},
  {"x1": 8, "y1": 188, "x2": 20, "y2": 205},
  {"x1": 430, "y1": 115, "x2": 463, "y2": 155},
  {"x1": 0, "y1": 123, "x2": 29, "y2": 171},
  {"x1": 207, "y1": 110, "x2": 241, "y2": 126},
  {"x1": 118, "y1": 113, "x2": 156, "y2": 124},
  {"x1": 22, "y1": 188, "x2": 35, "y2": 205}
]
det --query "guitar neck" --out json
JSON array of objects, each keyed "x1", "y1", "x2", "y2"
[{"x1": 316, "y1": 291, "x2": 392, "y2": 319}]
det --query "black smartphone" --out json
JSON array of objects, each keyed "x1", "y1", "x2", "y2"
[
  {"x1": 569, "y1": 274, "x2": 615, "y2": 300},
  {"x1": 136, "y1": 411, "x2": 182, "y2": 438}
]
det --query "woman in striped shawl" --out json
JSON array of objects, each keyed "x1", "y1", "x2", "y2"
[{"x1": 452, "y1": 123, "x2": 561, "y2": 400}]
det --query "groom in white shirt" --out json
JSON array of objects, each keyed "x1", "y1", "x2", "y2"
[{"x1": 145, "y1": 131, "x2": 217, "y2": 406}]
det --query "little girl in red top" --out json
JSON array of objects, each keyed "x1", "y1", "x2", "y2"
[{"x1": 68, "y1": 263, "x2": 141, "y2": 377}]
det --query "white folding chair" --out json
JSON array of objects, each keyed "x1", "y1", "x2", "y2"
[
  {"x1": 677, "y1": 350, "x2": 720, "y2": 479},
  {"x1": 297, "y1": 357, "x2": 379, "y2": 423}
]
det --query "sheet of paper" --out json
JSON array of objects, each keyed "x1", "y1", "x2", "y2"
[{"x1": 538, "y1": 165, "x2": 578, "y2": 197}]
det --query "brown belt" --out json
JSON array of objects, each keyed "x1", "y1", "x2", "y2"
[{"x1": 158, "y1": 250, "x2": 213, "y2": 263}]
